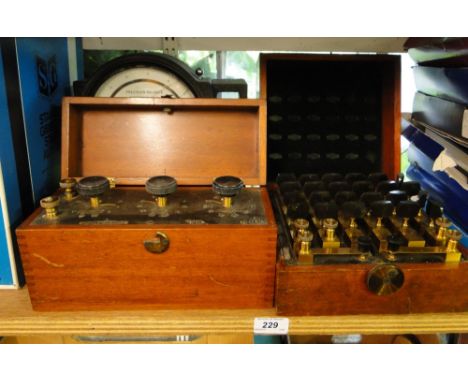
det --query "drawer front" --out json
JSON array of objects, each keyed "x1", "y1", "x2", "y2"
[
  {"x1": 276, "y1": 262, "x2": 468, "y2": 316},
  {"x1": 18, "y1": 226, "x2": 276, "y2": 311}
]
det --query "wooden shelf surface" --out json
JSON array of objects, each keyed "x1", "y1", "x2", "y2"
[{"x1": 1, "y1": 288, "x2": 468, "y2": 336}]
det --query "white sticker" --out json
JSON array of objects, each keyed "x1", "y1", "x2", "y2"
[{"x1": 253, "y1": 317, "x2": 289, "y2": 335}]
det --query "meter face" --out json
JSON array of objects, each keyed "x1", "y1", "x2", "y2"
[{"x1": 94, "y1": 67, "x2": 195, "y2": 98}]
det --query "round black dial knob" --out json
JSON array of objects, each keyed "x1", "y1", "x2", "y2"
[
  {"x1": 321, "y1": 173, "x2": 343, "y2": 184},
  {"x1": 276, "y1": 173, "x2": 296, "y2": 185},
  {"x1": 387, "y1": 234, "x2": 407, "y2": 251},
  {"x1": 400, "y1": 181, "x2": 421, "y2": 197},
  {"x1": 308, "y1": 190, "x2": 331, "y2": 206},
  {"x1": 145, "y1": 176, "x2": 177, "y2": 196},
  {"x1": 328, "y1": 181, "x2": 351, "y2": 196},
  {"x1": 77, "y1": 176, "x2": 110, "y2": 197},
  {"x1": 303, "y1": 181, "x2": 327, "y2": 195},
  {"x1": 386, "y1": 190, "x2": 408, "y2": 206},
  {"x1": 299, "y1": 173, "x2": 319, "y2": 185},
  {"x1": 376, "y1": 180, "x2": 398, "y2": 194},
  {"x1": 368, "y1": 172, "x2": 388, "y2": 185},
  {"x1": 212, "y1": 176, "x2": 244, "y2": 197},
  {"x1": 279, "y1": 181, "x2": 302, "y2": 194},
  {"x1": 334, "y1": 191, "x2": 357, "y2": 206},
  {"x1": 352, "y1": 180, "x2": 374, "y2": 196},
  {"x1": 425, "y1": 197, "x2": 443, "y2": 219},
  {"x1": 370, "y1": 200, "x2": 394, "y2": 218},
  {"x1": 360, "y1": 192, "x2": 384, "y2": 208},
  {"x1": 357, "y1": 235, "x2": 373, "y2": 252},
  {"x1": 345, "y1": 172, "x2": 366, "y2": 183},
  {"x1": 342, "y1": 201, "x2": 366, "y2": 219},
  {"x1": 314, "y1": 201, "x2": 339, "y2": 220},
  {"x1": 396, "y1": 200, "x2": 420, "y2": 219}
]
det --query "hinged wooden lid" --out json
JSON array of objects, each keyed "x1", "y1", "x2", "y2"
[{"x1": 61, "y1": 97, "x2": 266, "y2": 186}]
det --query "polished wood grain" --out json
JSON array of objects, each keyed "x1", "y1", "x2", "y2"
[
  {"x1": 259, "y1": 53, "x2": 401, "y2": 178},
  {"x1": 18, "y1": 191, "x2": 277, "y2": 311},
  {"x1": 1, "y1": 287, "x2": 468, "y2": 336},
  {"x1": 276, "y1": 261, "x2": 468, "y2": 316},
  {"x1": 61, "y1": 97, "x2": 267, "y2": 186}
]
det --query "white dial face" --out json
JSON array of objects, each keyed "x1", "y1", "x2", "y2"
[{"x1": 94, "y1": 67, "x2": 195, "y2": 98}]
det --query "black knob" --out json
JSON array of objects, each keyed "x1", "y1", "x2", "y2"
[
  {"x1": 212, "y1": 176, "x2": 244, "y2": 197},
  {"x1": 386, "y1": 190, "x2": 408, "y2": 206},
  {"x1": 77, "y1": 176, "x2": 110, "y2": 197},
  {"x1": 396, "y1": 200, "x2": 420, "y2": 219},
  {"x1": 360, "y1": 192, "x2": 384, "y2": 208},
  {"x1": 368, "y1": 172, "x2": 388, "y2": 185},
  {"x1": 299, "y1": 173, "x2": 319, "y2": 185},
  {"x1": 308, "y1": 190, "x2": 331, "y2": 206},
  {"x1": 376, "y1": 180, "x2": 398, "y2": 194},
  {"x1": 352, "y1": 180, "x2": 374, "y2": 196},
  {"x1": 282, "y1": 191, "x2": 305, "y2": 206},
  {"x1": 303, "y1": 181, "x2": 327, "y2": 195},
  {"x1": 314, "y1": 201, "x2": 339, "y2": 219},
  {"x1": 145, "y1": 176, "x2": 177, "y2": 197},
  {"x1": 279, "y1": 181, "x2": 302, "y2": 194},
  {"x1": 342, "y1": 201, "x2": 366, "y2": 219},
  {"x1": 334, "y1": 191, "x2": 357, "y2": 206},
  {"x1": 412, "y1": 190, "x2": 428, "y2": 209},
  {"x1": 321, "y1": 173, "x2": 343, "y2": 184},
  {"x1": 387, "y1": 234, "x2": 407, "y2": 251},
  {"x1": 328, "y1": 181, "x2": 351, "y2": 196},
  {"x1": 276, "y1": 173, "x2": 296, "y2": 185},
  {"x1": 370, "y1": 200, "x2": 394, "y2": 218},
  {"x1": 400, "y1": 181, "x2": 421, "y2": 197},
  {"x1": 358, "y1": 235, "x2": 373, "y2": 252},
  {"x1": 345, "y1": 172, "x2": 366, "y2": 183},
  {"x1": 425, "y1": 197, "x2": 443, "y2": 219},
  {"x1": 287, "y1": 200, "x2": 310, "y2": 220}
]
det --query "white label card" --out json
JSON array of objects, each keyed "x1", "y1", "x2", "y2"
[{"x1": 253, "y1": 317, "x2": 289, "y2": 335}]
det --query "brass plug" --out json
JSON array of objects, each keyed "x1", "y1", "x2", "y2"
[
  {"x1": 323, "y1": 218, "x2": 338, "y2": 242},
  {"x1": 40, "y1": 196, "x2": 59, "y2": 218},
  {"x1": 59, "y1": 178, "x2": 77, "y2": 201},
  {"x1": 293, "y1": 218, "x2": 309, "y2": 240},
  {"x1": 436, "y1": 217, "x2": 451, "y2": 244},
  {"x1": 446, "y1": 229, "x2": 462, "y2": 263},
  {"x1": 296, "y1": 230, "x2": 313, "y2": 256}
]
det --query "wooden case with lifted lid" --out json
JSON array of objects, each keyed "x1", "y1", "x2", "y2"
[
  {"x1": 260, "y1": 53, "x2": 468, "y2": 316},
  {"x1": 16, "y1": 97, "x2": 277, "y2": 311}
]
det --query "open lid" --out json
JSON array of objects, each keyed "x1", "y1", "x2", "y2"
[{"x1": 61, "y1": 97, "x2": 266, "y2": 186}]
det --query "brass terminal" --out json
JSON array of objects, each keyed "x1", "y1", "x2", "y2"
[
  {"x1": 156, "y1": 196, "x2": 168, "y2": 208},
  {"x1": 40, "y1": 196, "x2": 59, "y2": 218},
  {"x1": 296, "y1": 230, "x2": 313, "y2": 256},
  {"x1": 90, "y1": 196, "x2": 100, "y2": 208},
  {"x1": 323, "y1": 218, "x2": 338, "y2": 242},
  {"x1": 436, "y1": 217, "x2": 451, "y2": 244},
  {"x1": 107, "y1": 177, "x2": 116, "y2": 189},
  {"x1": 59, "y1": 178, "x2": 77, "y2": 201},
  {"x1": 446, "y1": 229, "x2": 462, "y2": 263},
  {"x1": 222, "y1": 196, "x2": 232, "y2": 208},
  {"x1": 293, "y1": 218, "x2": 309, "y2": 240}
]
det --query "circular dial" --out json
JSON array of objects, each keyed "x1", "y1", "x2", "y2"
[{"x1": 94, "y1": 67, "x2": 195, "y2": 98}]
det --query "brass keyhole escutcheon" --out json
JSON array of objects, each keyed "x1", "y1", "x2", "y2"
[
  {"x1": 366, "y1": 264, "x2": 404, "y2": 296},
  {"x1": 144, "y1": 232, "x2": 170, "y2": 254}
]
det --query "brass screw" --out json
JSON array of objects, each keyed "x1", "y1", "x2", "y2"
[
  {"x1": 323, "y1": 218, "x2": 338, "y2": 241},
  {"x1": 293, "y1": 218, "x2": 309, "y2": 238},
  {"x1": 222, "y1": 196, "x2": 232, "y2": 208},
  {"x1": 40, "y1": 196, "x2": 59, "y2": 218},
  {"x1": 156, "y1": 196, "x2": 167, "y2": 208},
  {"x1": 436, "y1": 217, "x2": 451, "y2": 242},
  {"x1": 59, "y1": 178, "x2": 76, "y2": 201},
  {"x1": 297, "y1": 231, "x2": 313, "y2": 256},
  {"x1": 90, "y1": 196, "x2": 100, "y2": 208},
  {"x1": 446, "y1": 229, "x2": 462, "y2": 252}
]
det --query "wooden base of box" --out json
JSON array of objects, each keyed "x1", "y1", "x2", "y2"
[{"x1": 276, "y1": 261, "x2": 468, "y2": 316}]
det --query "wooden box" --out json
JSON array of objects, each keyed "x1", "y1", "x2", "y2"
[
  {"x1": 16, "y1": 97, "x2": 277, "y2": 311},
  {"x1": 260, "y1": 54, "x2": 468, "y2": 316}
]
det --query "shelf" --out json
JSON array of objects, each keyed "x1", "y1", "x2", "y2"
[{"x1": 1, "y1": 288, "x2": 467, "y2": 336}]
